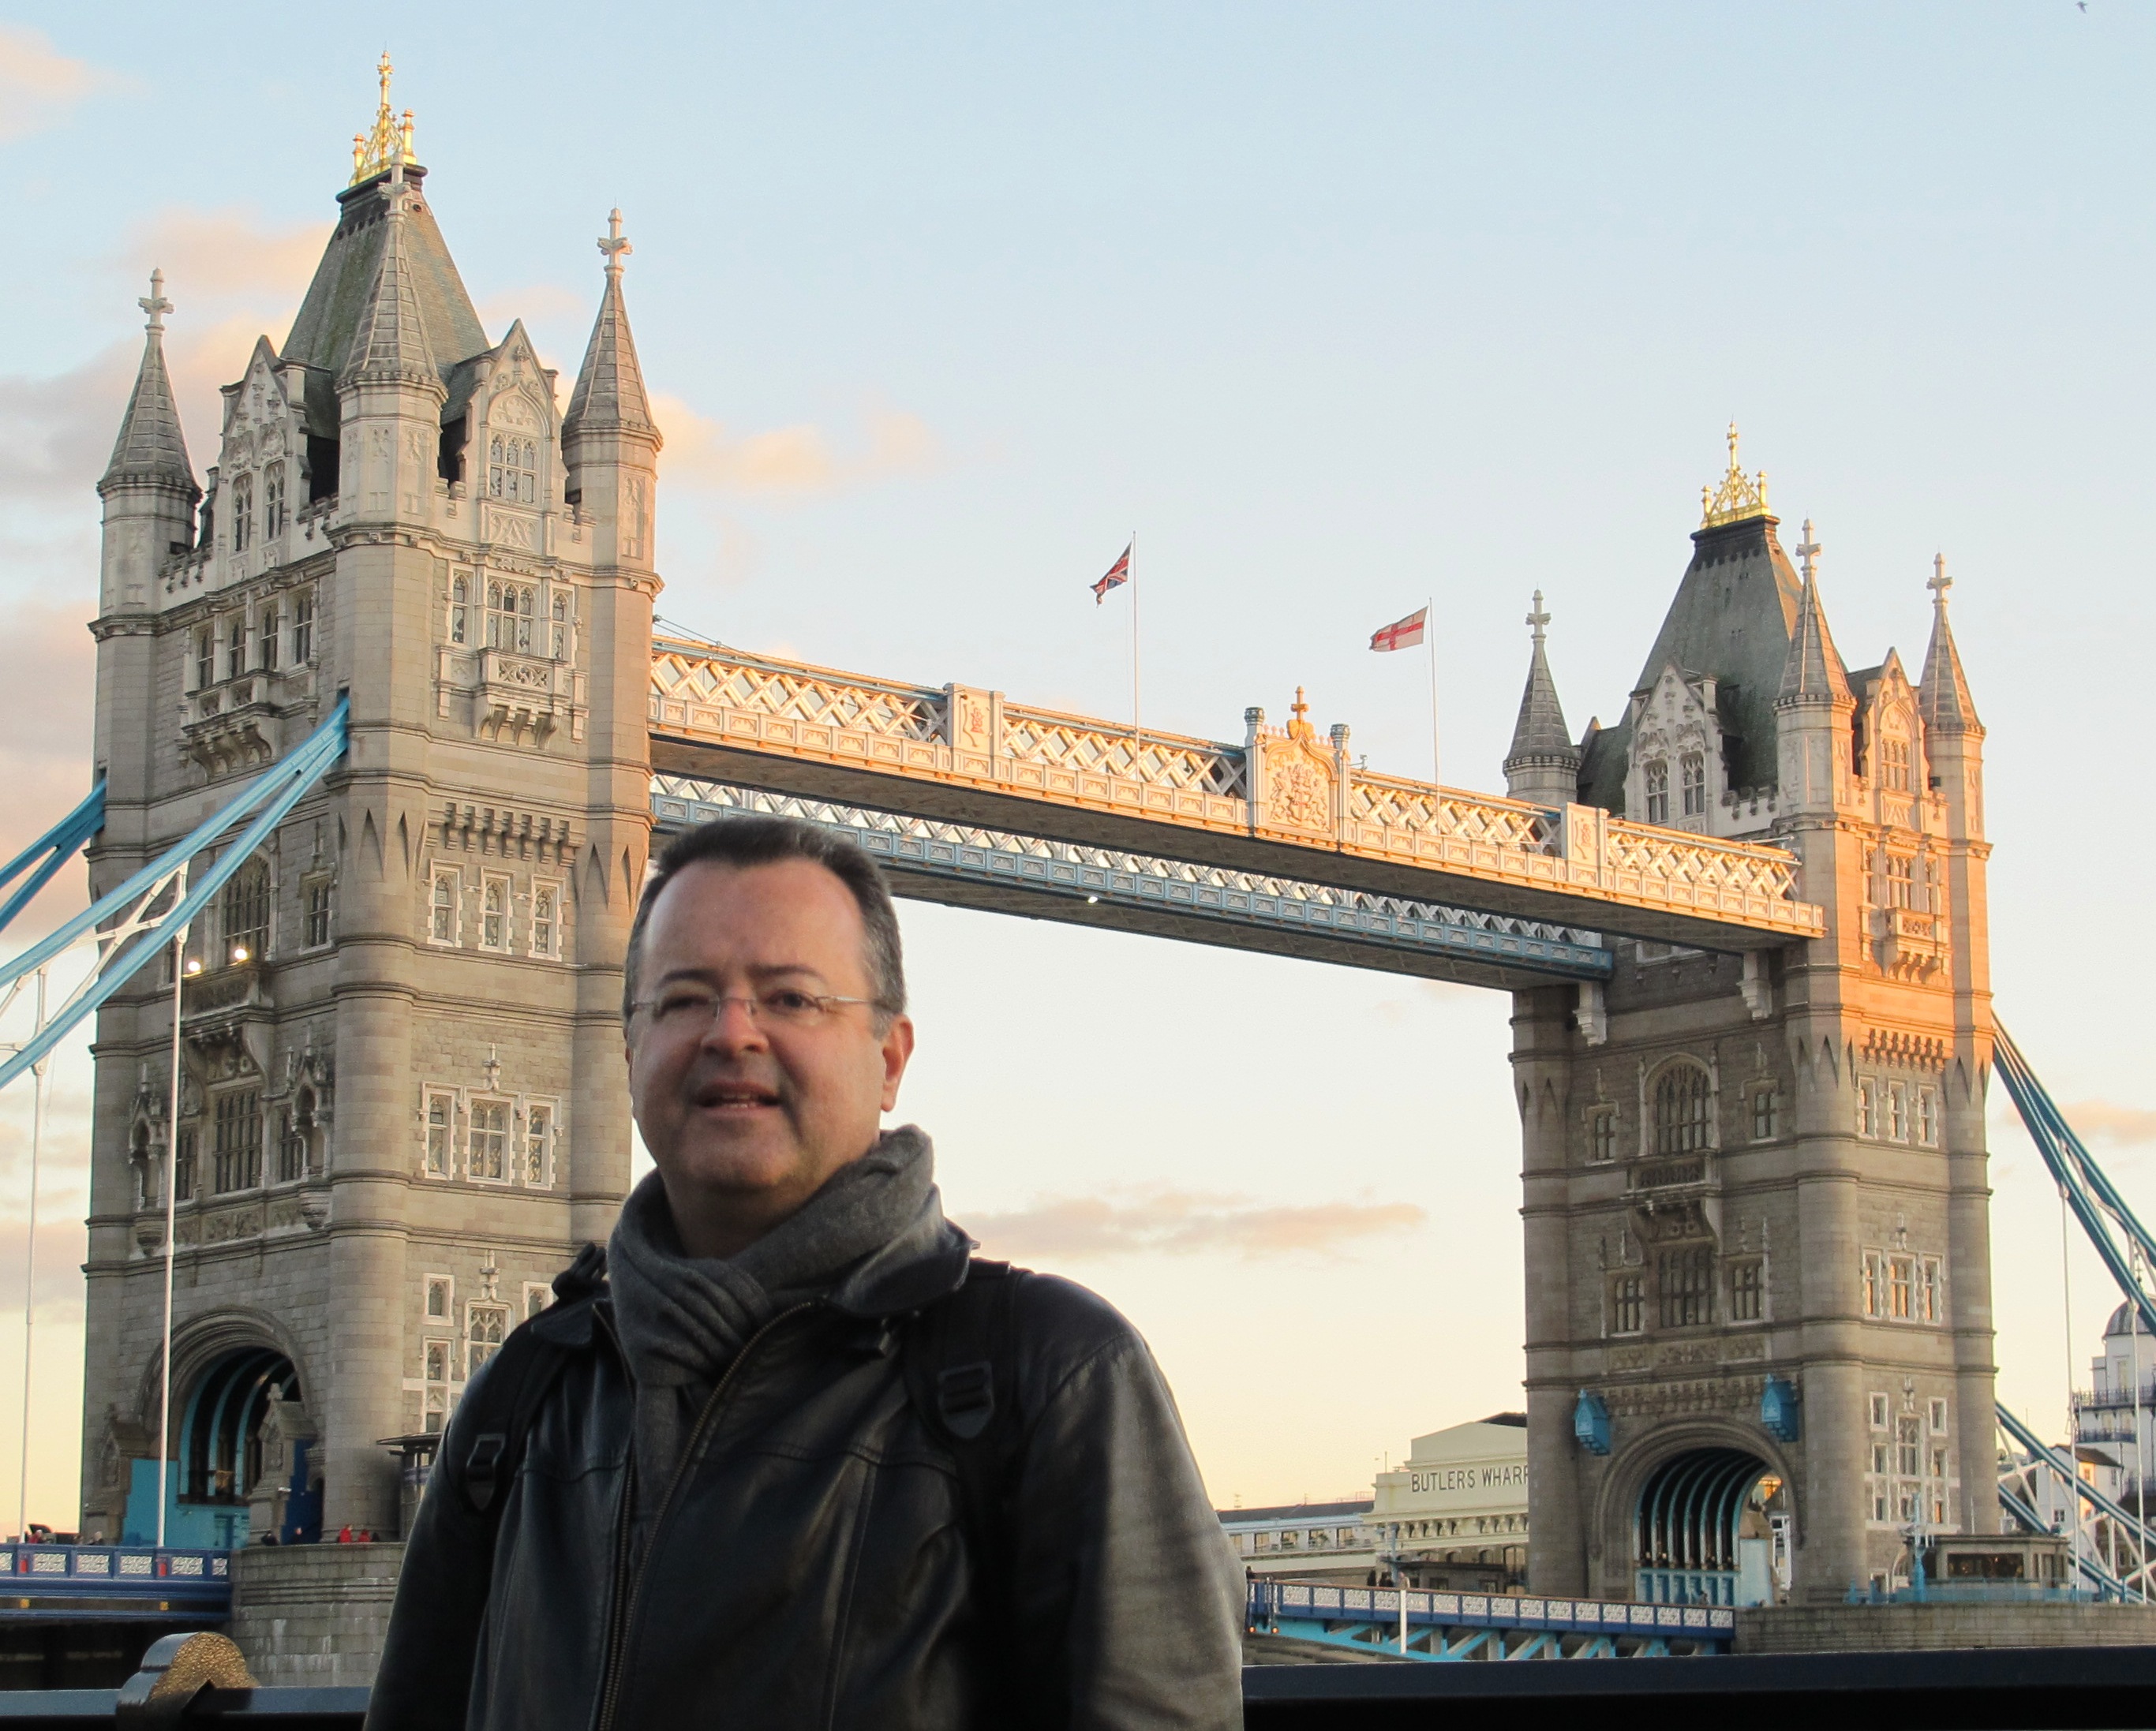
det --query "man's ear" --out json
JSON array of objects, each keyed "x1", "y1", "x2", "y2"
[{"x1": 879, "y1": 1015, "x2": 915, "y2": 1112}]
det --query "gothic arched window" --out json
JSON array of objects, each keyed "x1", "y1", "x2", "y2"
[
  {"x1": 264, "y1": 463, "x2": 286, "y2": 538},
  {"x1": 1644, "y1": 760, "x2": 1670, "y2": 824},
  {"x1": 488, "y1": 436, "x2": 537, "y2": 503},
  {"x1": 1680, "y1": 753, "x2": 1706, "y2": 817},
  {"x1": 1653, "y1": 1060, "x2": 1711, "y2": 1155},
  {"x1": 223, "y1": 860, "x2": 269, "y2": 964},
  {"x1": 449, "y1": 574, "x2": 470, "y2": 645},
  {"x1": 1881, "y1": 732, "x2": 1911, "y2": 792},
  {"x1": 230, "y1": 474, "x2": 253, "y2": 551},
  {"x1": 550, "y1": 590, "x2": 570, "y2": 660},
  {"x1": 487, "y1": 581, "x2": 537, "y2": 653}
]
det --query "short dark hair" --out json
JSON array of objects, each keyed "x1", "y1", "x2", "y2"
[{"x1": 623, "y1": 815, "x2": 908, "y2": 1026}]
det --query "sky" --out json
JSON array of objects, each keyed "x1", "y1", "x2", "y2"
[{"x1": 0, "y1": 0, "x2": 2149, "y2": 1526}]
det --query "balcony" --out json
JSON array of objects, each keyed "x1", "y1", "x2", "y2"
[
  {"x1": 435, "y1": 645, "x2": 588, "y2": 748},
  {"x1": 182, "y1": 666, "x2": 317, "y2": 778},
  {"x1": 1871, "y1": 905, "x2": 1948, "y2": 980},
  {"x1": 182, "y1": 961, "x2": 271, "y2": 1057}
]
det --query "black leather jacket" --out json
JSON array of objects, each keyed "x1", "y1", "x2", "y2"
[{"x1": 365, "y1": 1226, "x2": 1243, "y2": 1730}]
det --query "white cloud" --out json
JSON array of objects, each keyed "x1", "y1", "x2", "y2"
[
  {"x1": 653, "y1": 393, "x2": 942, "y2": 498},
  {"x1": 959, "y1": 1187, "x2": 1426, "y2": 1262},
  {"x1": 0, "y1": 25, "x2": 125, "y2": 144},
  {"x1": 111, "y1": 206, "x2": 331, "y2": 308}
]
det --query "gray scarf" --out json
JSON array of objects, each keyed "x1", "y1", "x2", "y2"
[{"x1": 607, "y1": 1125, "x2": 938, "y2": 1505}]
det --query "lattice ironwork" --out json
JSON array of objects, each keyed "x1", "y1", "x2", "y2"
[
  {"x1": 647, "y1": 637, "x2": 1820, "y2": 940},
  {"x1": 649, "y1": 776, "x2": 1613, "y2": 981},
  {"x1": 998, "y1": 706, "x2": 1247, "y2": 798}
]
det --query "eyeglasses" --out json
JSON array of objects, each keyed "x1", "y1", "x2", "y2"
[{"x1": 628, "y1": 985, "x2": 880, "y2": 1034}]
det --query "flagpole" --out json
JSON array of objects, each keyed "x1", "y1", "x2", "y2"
[
  {"x1": 158, "y1": 907, "x2": 188, "y2": 1551},
  {"x1": 15, "y1": 968, "x2": 44, "y2": 1546},
  {"x1": 1425, "y1": 596, "x2": 1439, "y2": 787},
  {"x1": 1130, "y1": 532, "x2": 1141, "y2": 738}
]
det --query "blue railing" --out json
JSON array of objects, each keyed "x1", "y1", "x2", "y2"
[
  {"x1": 1248, "y1": 1578, "x2": 1734, "y2": 1660},
  {"x1": 0, "y1": 1545, "x2": 230, "y2": 1618}
]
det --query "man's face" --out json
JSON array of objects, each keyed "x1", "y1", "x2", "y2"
[{"x1": 626, "y1": 859, "x2": 914, "y2": 1242}]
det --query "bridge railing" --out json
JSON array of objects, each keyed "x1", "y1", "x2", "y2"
[
  {"x1": 8, "y1": 1640, "x2": 2156, "y2": 1727},
  {"x1": 0, "y1": 1543, "x2": 230, "y2": 1608},
  {"x1": 648, "y1": 641, "x2": 1821, "y2": 937}
]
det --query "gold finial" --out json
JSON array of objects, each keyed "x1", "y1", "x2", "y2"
[
  {"x1": 1701, "y1": 421, "x2": 1772, "y2": 528},
  {"x1": 1290, "y1": 686, "x2": 1308, "y2": 724},
  {"x1": 349, "y1": 52, "x2": 420, "y2": 187}
]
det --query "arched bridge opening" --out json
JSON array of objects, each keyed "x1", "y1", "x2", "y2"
[{"x1": 1635, "y1": 1448, "x2": 1786, "y2": 1607}]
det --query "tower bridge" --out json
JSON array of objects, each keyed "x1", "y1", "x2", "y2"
[{"x1": 71, "y1": 67, "x2": 1997, "y2": 1611}]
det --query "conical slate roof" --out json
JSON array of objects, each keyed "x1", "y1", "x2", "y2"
[
  {"x1": 282, "y1": 167, "x2": 486, "y2": 427},
  {"x1": 564, "y1": 211, "x2": 658, "y2": 441},
  {"x1": 1577, "y1": 514, "x2": 1805, "y2": 810},
  {"x1": 1777, "y1": 571, "x2": 1852, "y2": 706},
  {"x1": 1504, "y1": 593, "x2": 1577, "y2": 772},
  {"x1": 339, "y1": 181, "x2": 444, "y2": 395},
  {"x1": 1918, "y1": 558, "x2": 1982, "y2": 736},
  {"x1": 100, "y1": 275, "x2": 197, "y2": 499}
]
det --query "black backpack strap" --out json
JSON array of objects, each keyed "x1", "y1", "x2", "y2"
[
  {"x1": 902, "y1": 1258, "x2": 1026, "y2": 1677},
  {"x1": 458, "y1": 1241, "x2": 608, "y2": 1520}
]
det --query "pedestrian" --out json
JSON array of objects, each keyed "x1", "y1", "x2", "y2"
[
  {"x1": 370, "y1": 815, "x2": 1241, "y2": 1729},
  {"x1": 337, "y1": 1524, "x2": 352, "y2": 1545}
]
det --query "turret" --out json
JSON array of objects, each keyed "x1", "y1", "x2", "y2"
[
  {"x1": 1918, "y1": 554, "x2": 1984, "y2": 843},
  {"x1": 337, "y1": 160, "x2": 446, "y2": 523},
  {"x1": 1772, "y1": 518, "x2": 1854, "y2": 813},
  {"x1": 97, "y1": 272, "x2": 199, "y2": 615},
  {"x1": 1503, "y1": 592, "x2": 1581, "y2": 804},
  {"x1": 562, "y1": 210, "x2": 661, "y2": 574}
]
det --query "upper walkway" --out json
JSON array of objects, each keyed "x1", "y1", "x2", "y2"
[{"x1": 648, "y1": 638, "x2": 1825, "y2": 955}]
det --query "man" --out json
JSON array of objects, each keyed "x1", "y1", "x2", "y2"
[{"x1": 369, "y1": 816, "x2": 1243, "y2": 1729}]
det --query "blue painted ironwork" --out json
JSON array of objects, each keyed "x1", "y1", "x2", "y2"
[
  {"x1": 1247, "y1": 1579, "x2": 1732, "y2": 1660},
  {"x1": 0, "y1": 698, "x2": 348, "y2": 1094},
  {"x1": 1573, "y1": 1390, "x2": 1611, "y2": 1455},
  {"x1": 1634, "y1": 1449, "x2": 1769, "y2": 1607},
  {"x1": 1760, "y1": 1377, "x2": 1800, "y2": 1442},
  {"x1": 651, "y1": 778, "x2": 1613, "y2": 983},
  {"x1": 1996, "y1": 1024, "x2": 2156, "y2": 1338},
  {"x1": 1997, "y1": 1399, "x2": 2150, "y2": 1595},
  {"x1": 0, "y1": 783, "x2": 103, "y2": 940},
  {"x1": 0, "y1": 1544, "x2": 229, "y2": 1621}
]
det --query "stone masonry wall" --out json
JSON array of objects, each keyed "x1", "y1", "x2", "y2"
[
  {"x1": 226, "y1": 1542, "x2": 402, "y2": 1687},
  {"x1": 1735, "y1": 1598, "x2": 2156, "y2": 1653}
]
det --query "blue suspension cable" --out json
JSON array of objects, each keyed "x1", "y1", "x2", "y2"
[
  {"x1": 0, "y1": 703, "x2": 346, "y2": 1000},
  {"x1": 0, "y1": 784, "x2": 103, "y2": 939},
  {"x1": 0, "y1": 699, "x2": 348, "y2": 1094}
]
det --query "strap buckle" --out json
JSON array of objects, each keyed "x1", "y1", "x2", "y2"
[
  {"x1": 936, "y1": 1361, "x2": 995, "y2": 1441},
  {"x1": 465, "y1": 1430, "x2": 508, "y2": 1512}
]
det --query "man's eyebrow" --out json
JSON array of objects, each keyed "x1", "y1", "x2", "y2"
[{"x1": 650, "y1": 963, "x2": 831, "y2": 988}]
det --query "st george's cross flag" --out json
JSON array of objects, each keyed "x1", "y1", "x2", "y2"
[
  {"x1": 1092, "y1": 542, "x2": 1132, "y2": 604},
  {"x1": 1369, "y1": 606, "x2": 1428, "y2": 652}
]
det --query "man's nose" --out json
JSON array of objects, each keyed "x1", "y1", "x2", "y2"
[{"x1": 698, "y1": 996, "x2": 769, "y2": 1052}]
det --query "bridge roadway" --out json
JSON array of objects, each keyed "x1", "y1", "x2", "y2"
[{"x1": 647, "y1": 637, "x2": 1824, "y2": 989}]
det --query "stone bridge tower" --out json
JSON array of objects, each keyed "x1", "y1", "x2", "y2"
[
  {"x1": 1509, "y1": 432, "x2": 1994, "y2": 1603},
  {"x1": 79, "y1": 69, "x2": 660, "y2": 1540}
]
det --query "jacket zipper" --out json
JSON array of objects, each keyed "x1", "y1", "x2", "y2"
[{"x1": 593, "y1": 1301, "x2": 822, "y2": 1731}]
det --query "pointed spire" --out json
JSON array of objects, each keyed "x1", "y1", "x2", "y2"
[
  {"x1": 564, "y1": 209, "x2": 659, "y2": 443},
  {"x1": 1504, "y1": 592, "x2": 1580, "y2": 800},
  {"x1": 1918, "y1": 553, "x2": 1982, "y2": 735},
  {"x1": 99, "y1": 271, "x2": 198, "y2": 499},
  {"x1": 339, "y1": 167, "x2": 443, "y2": 397},
  {"x1": 1776, "y1": 519, "x2": 1851, "y2": 705}
]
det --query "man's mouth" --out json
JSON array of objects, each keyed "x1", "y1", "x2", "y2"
[{"x1": 694, "y1": 1081, "x2": 781, "y2": 1112}]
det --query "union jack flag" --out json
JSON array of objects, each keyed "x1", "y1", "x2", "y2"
[
  {"x1": 1368, "y1": 607, "x2": 1428, "y2": 652},
  {"x1": 1092, "y1": 543, "x2": 1132, "y2": 604}
]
